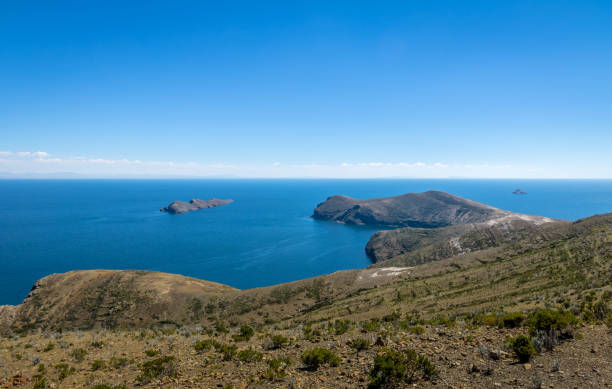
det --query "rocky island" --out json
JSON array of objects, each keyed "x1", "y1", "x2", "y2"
[
  {"x1": 160, "y1": 198, "x2": 233, "y2": 214},
  {"x1": 513, "y1": 189, "x2": 528, "y2": 194}
]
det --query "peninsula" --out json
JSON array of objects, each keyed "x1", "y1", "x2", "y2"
[
  {"x1": 160, "y1": 198, "x2": 233, "y2": 214},
  {"x1": 313, "y1": 190, "x2": 508, "y2": 228}
]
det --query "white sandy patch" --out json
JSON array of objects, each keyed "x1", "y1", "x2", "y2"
[
  {"x1": 486, "y1": 214, "x2": 554, "y2": 227},
  {"x1": 369, "y1": 267, "x2": 413, "y2": 278}
]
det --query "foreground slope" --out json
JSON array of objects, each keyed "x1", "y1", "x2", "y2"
[{"x1": 0, "y1": 214, "x2": 610, "y2": 388}]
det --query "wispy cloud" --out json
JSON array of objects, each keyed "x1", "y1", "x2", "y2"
[{"x1": 0, "y1": 151, "x2": 601, "y2": 178}]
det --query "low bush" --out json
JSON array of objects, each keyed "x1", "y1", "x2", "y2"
[
  {"x1": 527, "y1": 309, "x2": 577, "y2": 335},
  {"x1": 43, "y1": 343, "x2": 54, "y2": 352},
  {"x1": 302, "y1": 324, "x2": 321, "y2": 340},
  {"x1": 55, "y1": 363, "x2": 75, "y2": 380},
  {"x1": 237, "y1": 347, "x2": 263, "y2": 363},
  {"x1": 527, "y1": 309, "x2": 577, "y2": 352},
  {"x1": 109, "y1": 357, "x2": 129, "y2": 369},
  {"x1": 501, "y1": 312, "x2": 525, "y2": 328},
  {"x1": 32, "y1": 376, "x2": 49, "y2": 389},
  {"x1": 328, "y1": 319, "x2": 350, "y2": 335},
  {"x1": 301, "y1": 348, "x2": 341, "y2": 370},
  {"x1": 362, "y1": 319, "x2": 381, "y2": 333},
  {"x1": 232, "y1": 325, "x2": 254, "y2": 342},
  {"x1": 136, "y1": 356, "x2": 177, "y2": 384},
  {"x1": 91, "y1": 360, "x2": 106, "y2": 371},
  {"x1": 70, "y1": 348, "x2": 87, "y2": 362},
  {"x1": 194, "y1": 339, "x2": 215, "y2": 353},
  {"x1": 267, "y1": 334, "x2": 289, "y2": 349},
  {"x1": 368, "y1": 348, "x2": 438, "y2": 388},
  {"x1": 92, "y1": 384, "x2": 127, "y2": 389},
  {"x1": 349, "y1": 338, "x2": 371, "y2": 352},
  {"x1": 214, "y1": 342, "x2": 237, "y2": 361},
  {"x1": 145, "y1": 349, "x2": 159, "y2": 357},
  {"x1": 507, "y1": 335, "x2": 537, "y2": 363},
  {"x1": 263, "y1": 357, "x2": 292, "y2": 381}
]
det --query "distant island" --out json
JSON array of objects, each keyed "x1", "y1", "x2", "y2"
[
  {"x1": 513, "y1": 189, "x2": 528, "y2": 194},
  {"x1": 160, "y1": 198, "x2": 233, "y2": 214}
]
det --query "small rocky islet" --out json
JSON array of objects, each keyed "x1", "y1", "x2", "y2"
[{"x1": 160, "y1": 198, "x2": 233, "y2": 214}]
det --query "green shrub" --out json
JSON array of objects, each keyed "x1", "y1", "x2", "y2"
[
  {"x1": 501, "y1": 312, "x2": 525, "y2": 328},
  {"x1": 382, "y1": 311, "x2": 401, "y2": 322},
  {"x1": 527, "y1": 309, "x2": 577, "y2": 336},
  {"x1": 194, "y1": 339, "x2": 215, "y2": 353},
  {"x1": 145, "y1": 349, "x2": 159, "y2": 357},
  {"x1": 32, "y1": 376, "x2": 49, "y2": 389},
  {"x1": 302, "y1": 324, "x2": 321, "y2": 340},
  {"x1": 90, "y1": 341, "x2": 104, "y2": 348},
  {"x1": 350, "y1": 338, "x2": 371, "y2": 352},
  {"x1": 55, "y1": 363, "x2": 76, "y2": 380},
  {"x1": 368, "y1": 348, "x2": 438, "y2": 388},
  {"x1": 109, "y1": 357, "x2": 129, "y2": 369},
  {"x1": 428, "y1": 315, "x2": 456, "y2": 327},
  {"x1": 263, "y1": 357, "x2": 292, "y2": 381},
  {"x1": 237, "y1": 347, "x2": 263, "y2": 362},
  {"x1": 328, "y1": 319, "x2": 350, "y2": 335},
  {"x1": 37, "y1": 364, "x2": 47, "y2": 374},
  {"x1": 408, "y1": 325, "x2": 425, "y2": 335},
  {"x1": 592, "y1": 300, "x2": 610, "y2": 322},
  {"x1": 268, "y1": 334, "x2": 289, "y2": 349},
  {"x1": 268, "y1": 356, "x2": 292, "y2": 370},
  {"x1": 43, "y1": 342, "x2": 55, "y2": 352},
  {"x1": 232, "y1": 325, "x2": 254, "y2": 341},
  {"x1": 137, "y1": 356, "x2": 177, "y2": 384},
  {"x1": 91, "y1": 360, "x2": 106, "y2": 371},
  {"x1": 213, "y1": 342, "x2": 237, "y2": 361},
  {"x1": 301, "y1": 348, "x2": 341, "y2": 370},
  {"x1": 215, "y1": 323, "x2": 229, "y2": 334},
  {"x1": 92, "y1": 384, "x2": 127, "y2": 389},
  {"x1": 508, "y1": 335, "x2": 536, "y2": 363},
  {"x1": 70, "y1": 348, "x2": 87, "y2": 362},
  {"x1": 362, "y1": 319, "x2": 381, "y2": 333}
]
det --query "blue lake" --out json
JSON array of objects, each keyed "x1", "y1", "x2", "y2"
[{"x1": 0, "y1": 179, "x2": 611, "y2": 305}]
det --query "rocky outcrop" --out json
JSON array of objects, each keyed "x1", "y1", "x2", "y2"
[
  {"x1": 313, "y1": 190, "x2": 507, "y2": 228},
  {"x1": 161, "y1": 198, "x2": 233, "y2": 214}
]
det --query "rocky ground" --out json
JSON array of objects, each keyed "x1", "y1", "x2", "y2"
[{"x1": 1, "y1": 320, "x2": 610, "y2": 388}]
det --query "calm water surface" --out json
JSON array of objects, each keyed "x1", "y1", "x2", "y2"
[{"x1": 0, "y1": 179, "x2": 611, "y2": 305}]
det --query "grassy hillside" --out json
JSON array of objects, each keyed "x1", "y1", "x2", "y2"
[{"x1": 0, "y1": 214, "x2": 610, "y2": 388}]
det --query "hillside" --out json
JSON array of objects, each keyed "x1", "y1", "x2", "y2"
[
  {"x1": 0, "y1": 214, "x2": 610, "y2": 388},
  {"x1": 366, "y1": 215, "x2": 570, "y2": 266},
  {"x1": 312, "y1": 190, "x2": 518, "y2": 228},
  {"x1": 7, "y1": 270, "x2": 237, "y2": 332}
]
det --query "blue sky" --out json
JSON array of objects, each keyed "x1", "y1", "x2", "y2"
[{"x1": 1, "y1": 1, "x2": 611, "y2": 178}]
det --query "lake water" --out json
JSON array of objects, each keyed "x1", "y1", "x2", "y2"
[{"x1": 0, "y1": 179, "x2": 611, "y2": 305}]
